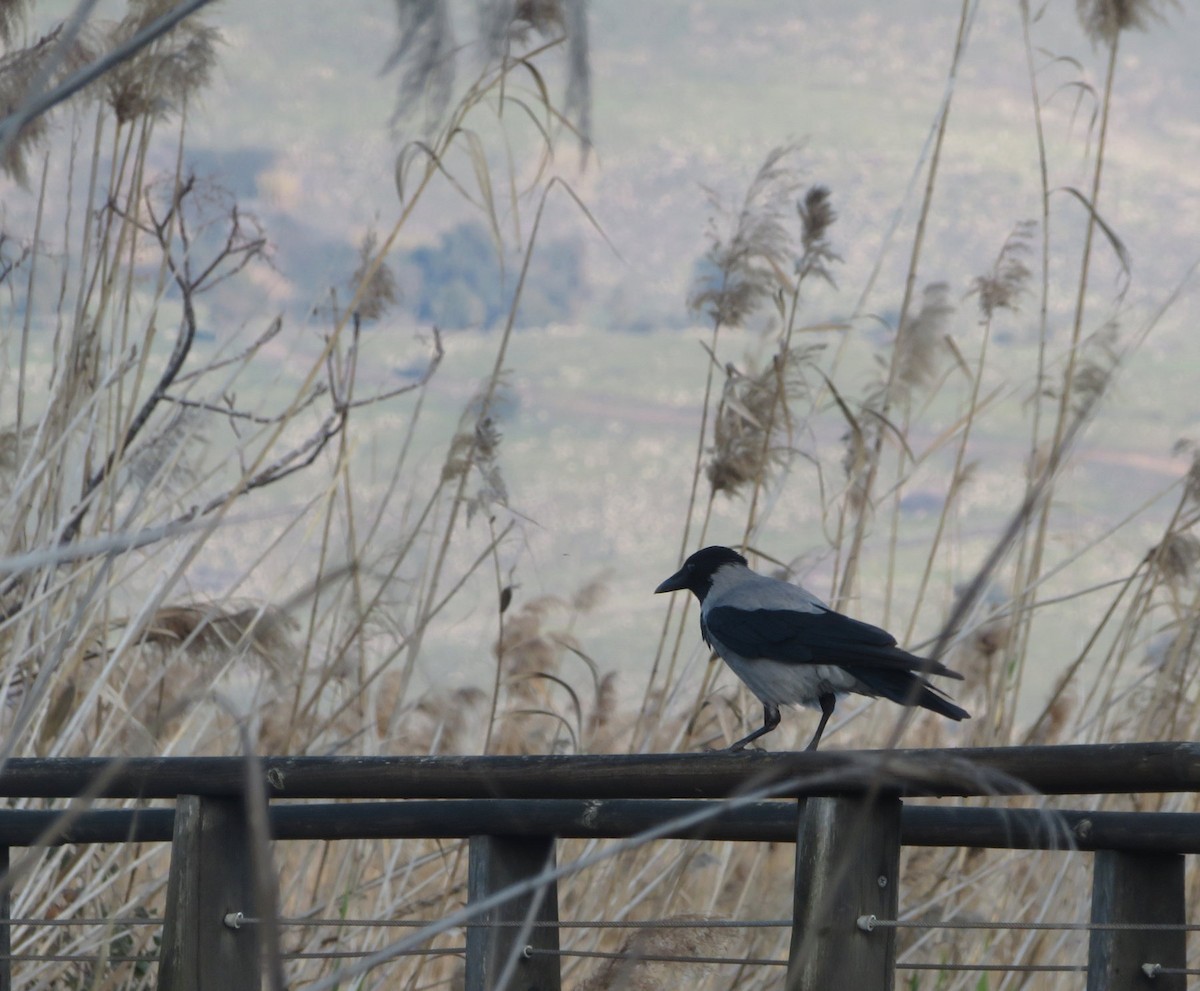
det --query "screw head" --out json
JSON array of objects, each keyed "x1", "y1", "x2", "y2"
[{"x1": 877, "y1": 875, "x2": 888, "y2": 888}]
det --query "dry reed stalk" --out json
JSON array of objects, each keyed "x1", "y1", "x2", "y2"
[
  {"x1": 636, "y1": 146, "x2": 806, "y2": 752},
  {"x1": 901, "y1": 224, "x2": 1034, "y2": 651},
  {"x1": 831, "y1": 0, "x2": 976, "y2": 611}
]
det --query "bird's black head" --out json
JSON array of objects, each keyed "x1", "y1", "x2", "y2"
[{"x1": 655, "y1": 545, "x2": 748, "y2": 601}]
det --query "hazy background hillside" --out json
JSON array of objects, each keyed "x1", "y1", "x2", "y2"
[{"x1": 31, "y1": 1, "x2": 1199, "y2": 329}]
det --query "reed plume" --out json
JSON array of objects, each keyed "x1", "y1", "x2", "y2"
[
  {"x1": 706, "y1": 345, "x2": 818, "y2": 497},
  {"x1": 796, "y1": 184, "x2": 839, "y2": 286},
  {"x1": 0, "y1": 26, "x2": 96, "y2": 183},
  {"x1": 349, "y1": 230, "x2": 399, "y2": 322},
  {"x1": 105, "y1": 0, "x2": 220, "y2": 123},
  {"x1": 689, "y1": 145, "x2": 803, "y2": 328},
  {"x1": 1076, "y1": 0, "x2": 1176, "y2": 45},
  {"x1": 574, "y1": 916, "x2": 737, "y2": 991},
  {"x1": 972, "y1": 220, "x2": 1035, "y2": 319},
  {"x1": 891, "y1": 281, "x2": 955, "y2": 400},
  {"x1": 133, "y1": 602, "x2": 296, "y2": 663},
  {"x1": 0, "y1": 0, "x2": 30, "y2": 46},
  {"x1": 442, "y1": 381, "x2": 511, "y2": 521}
]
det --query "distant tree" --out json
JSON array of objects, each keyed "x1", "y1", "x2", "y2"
[{"x1": 404, "y1": 220, "x2": 583, "y2": 329}]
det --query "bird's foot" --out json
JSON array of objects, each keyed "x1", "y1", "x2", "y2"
[{"x1": 725, "y1": 742, "x2": 769, "y2": 754}]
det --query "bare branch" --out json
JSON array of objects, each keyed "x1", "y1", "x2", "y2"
[{"x1": 163, "y1": 387, "x2": 329, "y2": 425}]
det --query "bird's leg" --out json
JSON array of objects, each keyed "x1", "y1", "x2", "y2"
[
  {"x1": 805, "y1": 693, "x2": 837, "y2": 751},
  {"x1": 727, "y1": 704, "x2": 781, "y2": 752}
]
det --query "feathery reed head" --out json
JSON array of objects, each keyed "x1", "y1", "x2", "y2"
[
  {"x1": 481, "y1": 0, "x2": 591, "y2": 157},
  {"x1": 706, "y1": 344, "x2": 818, "y2": 496},
  {"x1": 796, "y1": 184, "x2": 840, "y2": 286},
  {"x1": 349, "y1": 230, "x2": 399, "y2": 322},
  {"x1": 1149, "y1": 532, "x2": 1200, "y2": 588},
  {"x1": 0, "y1": 0, "x2": 31, "y2": 47},
  {"x1": 126, "y1": 408, "x2": 203, "y2": 491},
  {"x1": 1070, "y1": 321, "x2": 1119, "y2": 417},
  {"x1": 892, "y1": 281, "x2": 955, "y2": 400},
  {"x1": 135, "y1": 602, "x2": 296, "y2": 666},
  {"x1": 689, "y1": 145, "x2": 804, "y2": 327},
  {"x1": 574, "y1": 916, "x2": 738, "y2": 991},
  {"x1": 105, "y1": 1, "x2": 220, "y2": 123},
  {"x1": 973, "y1": 221, "x2": 1035, "y2": 319},
  {"x1": 1026, "y1": 692, "x2": 1075, "y2": 746},
  {"x1": 386, "y1": 0, "x2": 590, "y2": 153},
  {"x1": 482, "y1": 0, "x2": 566, "y2": 51},
  {"x1": 0, "y1": 422, "x2": 35, "y2": 482},
  {"x1": 441, "y1": 380, "x2": 511, "y2": 520},
  {"x1": 1076, "y1": 0, "x2": 1175, "y2": 45},
  {"x1": 403, "y1": 686, "x2": 488, "y2": 754},
  {"x1": 950, "y1": 582, "x2": 1014, "y2": 687},
  {"x1": 1171, "y1": 439, "x2": 1200, "y2": 506},
  {"x1": 385, "y1": 0, "x2": 456, "y2": 132},
  {"x1": 799, "y1": 185, "x2": 835, "y2": 251},
  {"x1": 495, "y1": 595, "x2": 567, "y2": 687},
  {"x1": 0, "y1": 26, "x2": 97, "y2": 183},
  {"x1": 572, "y1": 572, "x2": 610, "y2": 613},
  {"x1": 1144, "y1": 620, "x2": 1200, "y2": 674},
  {"x1": 840, "y1": 420, "x2": 872, "y2": 513}
]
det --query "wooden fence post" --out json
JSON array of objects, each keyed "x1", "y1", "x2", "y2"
[
  {"x1": 465, "y1": 835, "x2": 560, "y2": 991},
  {"x1": 0, "y1": 846, "x2": 9, "y2": 991},
  {"x1": 158, "y1": 796, "x2": 260, "y2": 991},
  {"x1": 1088, "y1": 850, "x2": 1185, "y2": 991},
  {"x1": 787, "y1": 795, "x2": 901, "y2": 991}
]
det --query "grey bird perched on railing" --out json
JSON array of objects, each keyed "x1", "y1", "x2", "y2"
[{"x1": 655, "y1": 546, "x2": 970, "y2": 751}]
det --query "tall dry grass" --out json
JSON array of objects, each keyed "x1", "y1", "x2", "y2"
[{"x1": 0, "y1": 0, "x2": 1195, "y2": 988}]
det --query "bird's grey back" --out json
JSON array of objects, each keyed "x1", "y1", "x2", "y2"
[{"x1": 704, "y1": 565, "x2": 828, "y2": 615}]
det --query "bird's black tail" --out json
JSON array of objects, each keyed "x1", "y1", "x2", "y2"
[{"x1": 847, "y1": 667, "x2": 970, "y2": 721}]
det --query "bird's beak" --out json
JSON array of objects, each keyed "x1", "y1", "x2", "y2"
[{"x1": 655, "y1": 568, "x2": 688, "y2": 594}]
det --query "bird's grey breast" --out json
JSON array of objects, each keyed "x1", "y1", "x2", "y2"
[{"x1": 716, "y1": 648, "x2": 863, "y2": 708}]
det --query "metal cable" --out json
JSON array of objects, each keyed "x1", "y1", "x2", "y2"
[
  {"x1": 511, "y1": 918, "x2": 792, "y2": 929},
  {"x1": 529, "y1": 947, "x2": 1104, "y2": 975},
  {"x1": 13, "y1": 912, "x2": 1193, "y2": 935},
  {"x1": 34, "y1": 912, "x2": 1188, "y2": 934},
  {"x1": 0, "y1": 947, "x2": 467, "y2": 964},
  {"x1": 232, "y1": 916, "x2": 791, "y2": 929},
  {"x1": 0, "y1": 953, "x2": 158, "y2": 964},
  {"x1": 281, "y1": 948, "x2": 465, "y2": 960},
  {"x1": 525, "y1": 946, "x2": 787, "y2": 967},
  {"x1": 898, "y1": 962, "x2": 1088, "y2": 974},
  {"x1": 0, "y1": 946, "x2": 1156, "y2": 977},
  {"x1": 9, "y1": 912, "x2": 1191, "y2": 977},
  {"x1": 862, "y1": 915, "x2": 1200, "y2": 933},
  {"x1": 0, "y1": 917, "x2": 161, "y2": 927}
]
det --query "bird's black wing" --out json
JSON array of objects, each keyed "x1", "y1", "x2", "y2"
[
  {"x1": 705, "y1": 605, "x2": 962, "y2": 679},
  {"x1": 840, "y1": 663, "x2": 970, "y2": 720}
]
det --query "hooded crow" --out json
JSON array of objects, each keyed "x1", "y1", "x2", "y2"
[{"x1": 655, "y1": 545, "x2": 970, "y2": 751}]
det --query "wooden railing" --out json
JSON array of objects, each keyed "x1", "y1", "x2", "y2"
[{"x1": 0, "y1": 742, "x2": 1197, "y2": 990}]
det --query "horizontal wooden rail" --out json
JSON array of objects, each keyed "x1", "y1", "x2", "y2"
[
  {"x1": 0, "y1": 743, "x2": 1198, "y2": 799},
  {"x1": 4, "y1": 801, "x2": 1200, "y2": 852},
  {"x1": 0, "y1": 753, "x2": 1194, "y2": 991}
]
